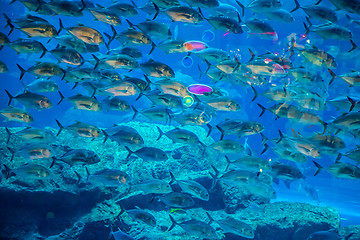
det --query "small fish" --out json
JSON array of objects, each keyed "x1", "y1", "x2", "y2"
[
  {"x1": 125, "y1": 146, "x2": 168, "y2": 161},
  {"x1": 86, "y1": 168, "x2": 131, "y2": 187},
  {"x1": 153, "y1": 5, "x2": 203, "y2": 24},
  {"x1": 168, "y1": 215, "x2": 217, "y2": 239},
  {"x1": 132, "y1": 179, "x2": 172, "y2": 195},
  {"x1": 209, "y1": 140, "x2": 245, "y2": 154},
  {"x1": 7, "y1": 39, "x2": 47, "y2": 58},
  {"x1": 23, "y1": 80, "x2": 59, "y2": 93},
  {"x1": 108, "y1": 1, "x2": 138, "y2": 17},
  {"x1": 236, "y1": 0, "x2": 282, "y2": 15},
  {"x1": 159, "y1": 192, "x2": 195, "y2": 208},
  {"x1": 5, "y1": 126, "x2": 54, "y2": 143},
  {"x1": 225, "y1": 155, "x2": 271, "y2": 173},
  {"x1": 55, "y1": 119, "x2": 102, "y2": 139},
  {"x1": 264, "y1": 9, "x2": 294, "y2": 23},
  {"x1": 17, "y1": 62, "x2": 65, "y2": 80},
  {"x1": 103, "y1": 125, "x2": 144, "y2": 146},
  {"x1": 207, "y1": 214, "x2": 255, "y2": 238},
  {"x1": 313, "y1": 161, "x2": 360, "y2": 180},
  {"x1": 45, "y1": 0, "x2": 85, "y2": 17},
  {"x1": 50, "y1": 47, "x2": 84, "y2": 66},
  {"x1": 140, "y1": 59, "x2": 175, "y2": 78},
  {"x1": 102, "y1": 97, "x2": 131, "y2": 112},
  {"x1": 59, "y1": 20, "x2": 104, "y2": 45},
  {"x1": 127, "y1": 19, "x2": 172, "y2": 41},
  {"x1": 9, "y1": 143, "x2": 53, "y2": 161},
  {"x1": 5, "y1": 90, "x2": 53, "y2": 111},
  {"x1": 291, "y1": 0, "x2": 337, "y2": 23},
  {"x1": 118, "y1": 205, "x2": 156, "y2": 226},
  {"x1": 173, "y1": 109, "x2": 212, "y2": 126},
  {"x1": 169, "y1": 172, "x2": 209, "y2": 201},
  {"x1": 0, "y1": 106, "x2": 33, "y2": 123},
  {"x1": 157, "y1": 126, "x2": 205, "y2": 146},
  {"x1": 92, "y1": 54, "x2": 139, "y2": 70},
  {"x1": 58, "y1": 92, "x2": 102, "y2": 112},
  {"x1": 3, "y1": 164, "x2": 51, "y2": 180},
  {"x1": 89, "y1": 7, "x2": 121, "y2": 26},
  {"x1": 54, "y1": 149, "x2": 100, "y2": 167}
]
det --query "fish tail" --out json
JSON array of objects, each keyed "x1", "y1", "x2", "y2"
[
  {"x1": 126, "y1": 19, "x2": 135, "y2": 29},
  {"x1": 206, "y1": 212, "x2": 214, "y2": 224},
  {"x1": 168, "y1": 215, "x2": 178, "y2": 231},
  {"x1": 235, "y1": 1, "x2": 245, "y2": 17},
  {"x1": 102, "y1": 129, "x2": 109, "y2": 143},
  {"x1": 251, "y1": 85, "x2": 258, "y2": 102},
  {"x1": 5, "y1": 127, "x2": 11, "y2": 144},
  {"x1": 348, "y1": 39, "x2": 357, "y2": 52},
  {"x1": 149, "y1": 42, "x2": 156, "y2": 55},
  {"x1": 210, "y1": 166, "x2": 219, "y2": 191},
  {"x1": 72, "y1": 82, "x2": 78, "y2": 90},
  {"x1": 277, "y1": 130, "x2": 284, "y2": 143},
  {"x1": 92, "y1": 54, "x2": 100, "y2": 70},
  {"x1": 206, "y1": 123, "x2": 212, "y2": 138},
  {"x1": 328, "y1": 68, "x2": 336, "y2": 85},
  {"x1": 3, "y1": 164, "x2": 12, "y2": 179},
  {"x1": 291, "y1": 0, "x2": 301, "y2": 13},
  {"x1": 156, "y1": 126, "x2": 163, "y2": 141},
  {"x1": 57, "y1": 91, "x2": 64, "y2": 105},
  {"x1": 169, "y1": 171, "x2": 176, "y2": 185},
  {"x1": 215, "y1": 125, "x2": 225, "y2": 140},
  {"x1": 4, "y1": 89, "x2": 13, "y2": 106},
  {"x1": 313, "y1": 161, "x2": 323, "y2": 176},
  {"x1": 85, "y1": 166, "x2": 90, "y2": 183},
  {"x1": 335, "y1": 153, "x2": 342, "y2": 163},
  {"x1": 50, "y1": 156, "x2": 56, "y2": 168},
  {"x1": 204, "y1": 59, "x2": 211, "y2": 73},
  {"x1": 3, "y1": 14, "x2": 14, "y2": 36},
  {"x1": 118, "y1": 204, "x2": 125, "y2": 218},
  {"x1": 248, "y1": 48, "x2": 255, "y2": 62},
  {"x1": 57, "y1": 18, "x2": 64, "y2": 35},
  {"x1": 74, "y1": 171, "x2": 81, "y2": 184},
  {"x1": 131, "y1": 105, "x2": 138, "y2": 120},
  {"x1": 79, "y1": 0, "x2": 86, "y2": 12},
  {"x1": 347, "y1": 96, "x2": 357, "y2": 112},
  {"x1": 39, "y1": 43, "x2": 47, "y2": 59},
  {"x1": 225, "y1": 155, "x2": 231, "y2": 171},
  {"x1": 143, "y1": 74, "x2": 152, "y2": 91},
  {"x1": 166, "y1": 108, "x2": 172, "y2": 126},
  {"x1": 303, "y1": 22, "x2": 310, "y2": 37},
  {"x1": 7, "y1": 147, "x2": 15, "y2": 162},
  {"x1": 10, "y1": 0, "x2": 17, "y2": 4},
  {"x1": 124, "y1": 146, "x2": 133, "y2": 159},
  {"x1": 152, "y1": 3, "x2": 160, "y2": 20},
  {"x1": 257, "y1": 103, "x2": 267, "y2": 117},
  {"x1": 261, "y1": 143, "x2": 269, "y2": 155},
  {"x1": 108, "y1": 25, "x2": 117, "y2": 46},
  {"x1": 198, "y1": 64, "x2": 204, "y2": 78},
  {"x1": 315, "y1": 0, "x2": 322, "y2": 5},
  {"x1": 16, "y1": 64, "x2": 26, "y2": 80},
  {"x1": 55, "y1": 119, "x2": 64, "y2": 136}
]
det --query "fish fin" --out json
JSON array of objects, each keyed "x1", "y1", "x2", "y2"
[
  {"x1": 49, "y1": 156, "x2": 56, "y2": 168},
  {"x1": 328, "y1": 68, "x2": 336, "y2": 85},
  {"x1": 260, "y1": 143, "x2": 269, "y2": 155},
  {"x1": 152, "y1": 3, "x2": 160, "y2": 20},
  {"x1": 257, "y1": 103, "x2": 267, "y2": 117},
  {"x1": 58, "y1": 18, "x2": 64, "y2": 35},
  {"x1": 248, "y1": 48, "x2": 255, "y2": 62},
  {"x1": 156, "y1": 126, "x2": 163, "y2": 141},
  {"x1": 7, "y1": 147, "x2": 15, "y2": 162},
  {"x1": 347, "y1": 96, "x2": 356, "y2": 112},
  {"x1": 92, "y1": 54, "x2": 100, "y2": 70},
  {"x1": 277, "y1": 130, "x2": 284, "y2": 143},
  {"x1": 4, "y1": 90, "x2": 13, "y2": 106},
  {"x1": 215, "y1": 125, "x2": 225, "y2": 140},
  {"x1": 251, "y1": 85, "x2": 258, "y2": 102},
  {"x1": 148, "y1": 42, "x2": 156, "y2": 55},
  {"x1": 57, "y1": 91, "x2": 64, "y2": 105},
  {"x1": 55, "y1": 119, "x2": 64, "y2": 136},
  {"x1": 348, "y1": 40, "x2": 357, "y2": 52},
  {"x1": 85, "y1": 166, "x2": 90, "y2": 183},
  {"x1": 124, "y1": 146, "x2": 133, "y2": 159},
  {"x1": 169, "y1": 171, "x2": 176, "y2": 185},
  {"x1": 206, "y1": 212, "x2": 214, "y2": 224},
  {"x1": 5, "y1": 127, "x2": 11, "y2": 144},
  {"x1": 168, "y1": 215, "x2": 178, "y2": 231},
  {"x1": 236, "y1": 1, "x2": 245, "y2": 17},
  {"x1": 313, "y1": 161, "x2": 323, "y2": 176},
  {"x1": 17, "y1": 64, "x2": 26, "y2": 80},
  {"x1": 335, "y1": 153, "x2": 342, "y2": 163},
  {"x1": 3, "y1": 164, "x2": 12, "y2": 179},
  {"x1": 283, "y1": 180, "x2": 291, "y2": 189},
  {"x1": 102, "y1": 129, "x2": 108, "y2": 143},
  {"x1": 206, "y1": 123, "x2": 212, "y2": 138},
  {"x1": 74, "y1": 171, "x2": 81, "y2": 184},
  {"x1": 131, "y1": 105, "x2": 138, "y2": 120}
]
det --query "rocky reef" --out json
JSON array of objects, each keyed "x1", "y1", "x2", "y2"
[{"x1": 0, "y1": 124, "x2": 359, "y2": 240}]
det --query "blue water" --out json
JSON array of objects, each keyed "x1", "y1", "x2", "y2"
[{"x1": 1, "y1": 0, "x2": 360, "y2": 239}]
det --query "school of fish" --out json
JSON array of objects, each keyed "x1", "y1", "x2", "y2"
[{"x1": 1, "y1": 0, "x2": 360, "y2": 239}]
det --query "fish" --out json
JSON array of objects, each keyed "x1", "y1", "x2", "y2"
[
  {"x1": 3, "y1": 164, "x2": 51, "y2": 180},
  {"x1": 45, "y1": 0, "x2": 85, "y2": 17},
  {"x1": 86, "y1": 168, "x2": 131, "y2": 187},
  {"x1": 168, "y1": 215, "x2": 218, "y2": 239},
  {"x1": 103, "y1": 125, "x2": 144, "y2": 146},
  {"x1": 215, "y1": 119, "x2": 264, "y2": 140},
  {"x1": 89, "y1": 7, "x2": 121, "y2": 26},
  {"x1": 173, "y1": 109, "x2": 212, "y2": 126},
  {"x1": 0, "y1": 60, "x2": 8, "y2": 73},
  {"x1": 132, "y1": 106, "x2": 172, "y2": 123},
  {"x1": 328, "y1": 69, "x2": 360, "y2": 87},
  {"x1": 125, "y1": 146, "x2": 168, "y2": 161},
  {"x1": 10, "y1": 0, "x2": 54, "y2": 15},
  {"x1": 5, "y1": 126, "x2": 55, "y2": 143},
  {"x1": 127, "y1": 19, "x2": 172, "y2": 41},
  {"x1": 264, "y1": 9, "x2": 294, "y2": 23},
  {"x1": 140, "y1": 59, "x2": 175, "y2": 78},
  {"x1": 242, "y1": 19, "x2": 278, "y2": 41},
  {"x1": 5, "y1": 90, "x2": 53, "y2": 110},
  {"x1": 337, "y1": 147, "x2": 360, "y2": 165},
  {"x1": 108, "y1": 1, "x2": 138, "y2": 17},
  {"x1": 132, "y1": 179, "x2": 172, "y2": 195},
  {"x1": 53, "y1": 149, "x2": 100, "y2": 167},
  {"x1": 59, "y1": 21, "x2": 104, "y2": 45},
  {"x1": 159, "y1": 192, "x2": 195, "y2": 208},
  {"x1": 211, "y1": 166, "x2": 261, "y2": 188},
  {"x1": 157, "y1": 126, "x2": 205, "y2": 147},
  {"x1": 58, "y1": 92, "x2": 102, "y2": 112},
  {"x1": 169, "y1": 172, "x2": 209, "y2": 201},
  {"x1": 291, "y1": 0, "x2": 338, "y2": 23},
  {"x1": 225, "y1": 155, "x2": 272, "y2": 173},
  {"x1": 303, "y1": 22, "x2": 352, "y2": 41},
  {"x1": 236, "y1": 0, "x2": 282, "y2": 15},
  {"x1": 9, "y1": 143, "x2": 53, "y2": 161},
  {"x1": 153, "y1": 5, "x2": 203, "y2": 24},
  {"x1": 55, "y1": 119, "x2": 102, "y2": 139},
  {"x1": 0, "y1": 106, "x2": 33, "y2": 123},
  {"x1": 7, "y1": 39, "x2": 47, "y2": 58},
  {"x1": 209, "y1": 139, "x2": 245, "y2": 154},
  {"x1": 313, "y1": 161, "x2": 360, "y2": 180},
  {"x1": 50, "y1": 47, "x2": 84, "y2": 66},
  {"x1": 23, "y1": 80, "x2": 59, "y2": 93},
  {"x1": 109, "y1": 227, "x2": 134, "y2": 240},
  {"x1": 207, "y1": 214, "x2": 254, "y2": 238},
  {"x1": 102, "y1": 97, "x2": 131, "y2": 112},
  {"x1": 92, "y1": 54, "x2": 139, "y2": 70},
  {"x1": 94, "y1": 81, "x2": 140, "y2": 97},
  {"x1": 118, "y1": 205, "x2": 156, "y2": 226},
  {"x1": 148, "y1": 78, "x2": 188, "y2": 97},
  {"x1": 7, "y1": 19, "x2": 59, "y2": 38},
  {"x1": 17, "y1": 62, "x2": 65, "y2": 80}
]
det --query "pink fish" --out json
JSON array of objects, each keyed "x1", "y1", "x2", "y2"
[{"x1": 187, "y1": 84, "x2": 213, "y2": 95}]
